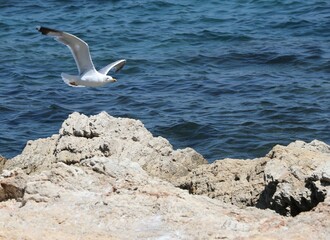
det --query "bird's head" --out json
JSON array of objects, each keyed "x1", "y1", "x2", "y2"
[{"x1": 105, "y1": 75, "x2": 117, "y2": 83}]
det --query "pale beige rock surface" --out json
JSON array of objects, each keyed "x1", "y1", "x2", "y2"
[
  {"x1": 176, "y1": 140, "x2": 330, "y2": 217},
  {"x1": 261, "y1": 140, "x2": 330, "y2": 216},
  {"x1": 1, "y1": 155, "x2": 329, "y2": 240},
  {"x1": 0, "y1": 156, "x2": 5, "y2": 174},
  {"x1": 175, "y1": 157, "x2": 267, "y2": 208},
  {"x1": 5, "y1": 112, "x2": 207, "y2": 181},
  {"x1": 0, "y1": 112, "x2": 329, "y2": 239}
]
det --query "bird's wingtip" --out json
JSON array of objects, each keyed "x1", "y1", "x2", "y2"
[
  {"x1": 36, "y1": 26, "x2": 48, "y2": 34},
  {"x1": 36, "y1": 26, "x2": 61, "y2": 35}
]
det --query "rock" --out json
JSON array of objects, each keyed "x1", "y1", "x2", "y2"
[
  {"x1": 4, "y1": 135, "x2": 59, "y2": 174},
  {"x1": 0, "y1": 112, "x2": 329, "y2": 239},
  {"x1": 0, "y1": 168, "x2": 27, "y2": 202},
  {"x1": 0, "y1": 155, "x2": 248, "y2": 238},
  {"x1": 0, "y1": 154, "x2": 328, "y2": 239},
  {"x1": 175, "y1": 157, "x2": 267, "y2": 208},
  {"x1": 5, "y1": 112, "x2": 207, "y2": 182},
  {"x1": 176, "y1": 140, "x2": 330, "y2": 217},
  {"x1": 0, "y1": 156, "x2": 6, "y2": 174},
  {"x1": 259, "y1": 140, "x2": 330, "y2": 216}
]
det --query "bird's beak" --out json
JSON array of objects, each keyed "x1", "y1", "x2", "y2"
[{"x1": 112, "y1": 78, "x2": 117, "y2": 82}]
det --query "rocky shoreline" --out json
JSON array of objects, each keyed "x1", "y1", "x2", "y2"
[{"x1": 0, "y1": 112, "x2": 329, "y2": 239}]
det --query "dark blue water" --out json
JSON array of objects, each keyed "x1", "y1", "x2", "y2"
[{"x1": 0, "y1": 1, "x2": 329, "y2": 162}]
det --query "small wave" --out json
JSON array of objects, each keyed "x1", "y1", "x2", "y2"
[
  {"x1": 157, "y1": 121, "x2": 218, "y2": 140},
  {"x1": 266, "y1": 55, "x2": 300, "y2": 64},
  {"x1": 0, "y1": 105, "x2": 15, "y2": 113},
  {"x1": 272, "y1": 19, "x2": 312, "y2": 29},
  {"x1": 176, "y1": 30, "x2": 253, "y2": 43}
]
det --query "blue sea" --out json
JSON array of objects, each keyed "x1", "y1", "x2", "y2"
[{"x1": 0, "y1": 1, "x2": 329, "y2": 162}]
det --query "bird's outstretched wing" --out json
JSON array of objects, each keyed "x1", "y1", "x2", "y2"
[
  {"x1": 37, "y1": 26, "x2": 96, "y2": 75},
  {"x1": 98, "y1": 59, "x2": 126, "y2": 75}
]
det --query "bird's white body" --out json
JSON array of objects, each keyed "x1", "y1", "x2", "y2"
[
  {"x1": 62, "y1": 70, "x2": 113, "y2": 87},
  {"x1": 37, "y1": 26, "x2": 126, "y2": 87}
]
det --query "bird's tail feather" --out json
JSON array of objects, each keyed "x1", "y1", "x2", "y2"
[{"x1": 61, "y1": 73, "x2": 84, "y2": 87}]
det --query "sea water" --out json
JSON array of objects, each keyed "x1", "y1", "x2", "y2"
[{"x1": 0, "y1": 1, "x2": 329, "y2": 161}]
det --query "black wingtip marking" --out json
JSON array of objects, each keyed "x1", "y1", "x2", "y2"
[
  {"x1": 115, "y1": 60, "x2": 126, "y2": 73},
  {"x1": 37, "y1": 26, "x2": 62, "y2": 35}
]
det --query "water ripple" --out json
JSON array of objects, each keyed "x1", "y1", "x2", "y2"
[{"x1": 0, "y1": 1, "x2": 329, "y2": 161}]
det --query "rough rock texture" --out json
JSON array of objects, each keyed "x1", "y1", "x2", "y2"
[
  {"x1": 176, "y1": 140, "x2": 330, "y2": 217},
  {"x1": 0, "y1": 156, "x2": 6, "y2": 174},
  {"x1": 1, "y1": 155, "x2": 329, "y2": 239},
  {"x1": 0, "y1": 112, "x2": 329, "y2": 239},
  {"x1": 176, "y1": 157, "x2": 267, "y2": 208},
  {"x1": 5, "y1": 112, "x2": 207, "y2": 182},
  {"x1": 260, "y1": 140, "x2": 330, "y2": 216}
]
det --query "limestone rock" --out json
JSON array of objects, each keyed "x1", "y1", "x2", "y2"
[
  {"x1": 0, "y1": 168, "x2": 27, "y2": 202},
  {"x1": 5, "y1": 135, "x2": 59, "y2": 174},
  {"x1": 5, "y1": 112, "x2": 207, "y2": 182},
  {"x1": 260, "y1": 140, "x2": 330, "y2": 216},
  {"x1": 175, "y1": 157, "x2": 267, "y2": 208},
  {"x1": 0, "y1": 155, "x2": 328, "y2": 239},
  {"x1": 0, "y1": 112, "x2": 329, "y2": 239},
  {"x1": 0, "y1": 156, "x2": 6, "y2": 174},
  {"x1": 176, "y1": 140, "x2": 330, "y2": 217}
]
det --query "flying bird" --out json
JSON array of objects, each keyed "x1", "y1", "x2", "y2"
[{"x1": 37, "y1": 26, "x2": 126, "y2": 87}]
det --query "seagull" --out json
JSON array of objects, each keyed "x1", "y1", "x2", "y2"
[{"x1": 37, "y1": 26, "x2": 126, "y2": 87}]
